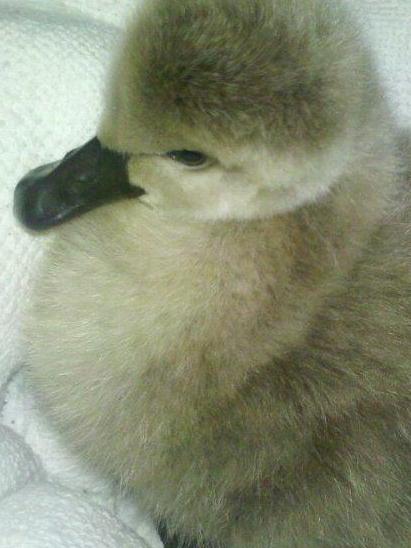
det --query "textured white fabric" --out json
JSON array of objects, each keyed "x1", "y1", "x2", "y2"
[
  {"x1": 19, "y1": 0, "x2": 137, "y2": 26},
  {"x1": 0, "y1": 483, "x2": 148, "y2": 548},
  {"x1": 0, "y1": 0, "x2": 409, "y2": 546},
  {"x1": 348, "y1": 0, "x2": 411, "y2": 128},
  {"x1": 0, "y1": 425, "x2": 43, "y2": 500},
  {"x1": 0, "y1": 426, "x2": 150, "y2": 547}
]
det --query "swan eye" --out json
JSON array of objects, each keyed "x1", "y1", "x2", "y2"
[{"x1": 166, "y1": 150, "x2": 208, "y2": 167}]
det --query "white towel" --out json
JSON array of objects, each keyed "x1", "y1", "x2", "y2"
[
  {"x1": 0, "y1": 425, "x2": 150, "y2": 547},
  {"x1": 0, "y1": 483, "x2": 148, "y2": 548},
  {"x1": 0, "y1": 0, "x2": 410, "y2": 546}
]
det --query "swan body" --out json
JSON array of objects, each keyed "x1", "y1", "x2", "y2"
[{"x1": 19, "y1": 1, "x2": 410, "y2": 546}]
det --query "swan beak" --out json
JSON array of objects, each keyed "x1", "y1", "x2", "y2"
[{"x1": 14, "y1": 137, "x2": 144, "y2": 231}]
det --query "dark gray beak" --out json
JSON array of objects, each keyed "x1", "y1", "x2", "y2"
[{"x1": 14, "y1": 137, "x2": 144, "y2": 231}]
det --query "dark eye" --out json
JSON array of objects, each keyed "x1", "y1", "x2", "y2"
[{"x1": 166, "y1": 150, "x2": 208, "y2": 167}]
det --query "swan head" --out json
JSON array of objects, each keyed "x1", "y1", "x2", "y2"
[{"x1": 15, "y1": 0, "x2": 374, "y2": 228}]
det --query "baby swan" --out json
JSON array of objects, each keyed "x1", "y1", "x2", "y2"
[{"x1": 15, "y1": 0, "x2": 410, "y2": 547}]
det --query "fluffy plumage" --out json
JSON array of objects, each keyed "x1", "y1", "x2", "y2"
[{"x1": 24, "y1": 1, "x2": 410, "y2": 546}]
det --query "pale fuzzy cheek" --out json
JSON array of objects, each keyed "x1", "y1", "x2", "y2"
[
  {"x1": 191, "y1": 180, "x2": 334, "y2": 222},
  {"x1": 127, "y1": 140, "x2": 351, "y2": 221},
  {"x1": 138, "y1": 179, "x2": 328, "y2": 220},
  {"x1": 135, "y1": 177, "x2": 318, "y2": 221},
  {"x1": 157, "y1": 168, "x2": 259, "y2": 220},
  {"x1": 193, "y1": 184, "x2": 260, "y2": 221},
  {"x1": 266, "y1": 180, "x2": 330, "y2": 214},
  {"x1": 129, "y1": 164, "x2": 230, "y2": 217},
  {"x1": 191, "y1": 164, "x2": 336, "y2": 221}
]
